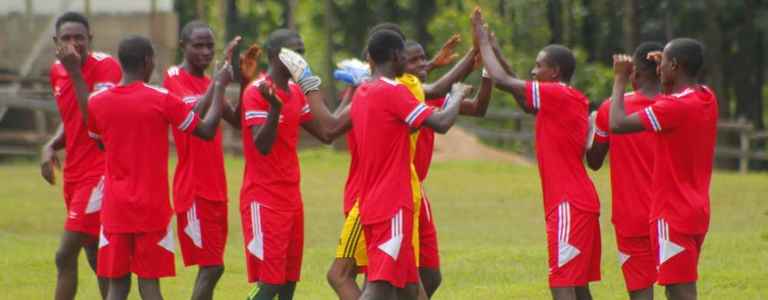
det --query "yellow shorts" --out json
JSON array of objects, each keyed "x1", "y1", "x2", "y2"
[
  {"x1": 335, "y1": 201, "x2": 367, "y2": 266},
  {"x1": 335, "y1": 198, "x2": 421, "y2": 267}
]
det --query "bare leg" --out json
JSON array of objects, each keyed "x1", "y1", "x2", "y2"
[
  {"x1": 83, "y1": 242, "x2": 108, "y2": 299},
  {"x1": 326, "y1": 258, "x2": 362, "y2": 300},
  {"x1": 397, "y1": 283, "x2": 420, "y2": 300},
  {"x1": 665, "y1": 282, "x2": 697, "y2": 300},
  {"x1": 360, "y1": 281, "x2": 397, "y2": 300},
  {"x1": 550, "y1": 287, "x2": 577, "y2": 300},
  {"x1": 106, "y1": 275, "x2": 131, "y2": 300},
  {"x1": 137, "y1": 278, "x2": 163, "y2": 300},
  {"x1": 278, "y1": 281, "x2": 297, "y2": 300},
  {"x1": 575, "y1": 285, "x2": 593, "y2": 300},
  {"x1": 629, "y1": 287, "x2": 654, "y2": 300},
  {"x1": 190, "y1": 265, "x2": 225, "y2": 300},
  {"x1": 418, "y1": 267, "x2": 441, "y2": 298},
  {"x1": 54, "y1": 230, "x2": 87, "y2": 300}
]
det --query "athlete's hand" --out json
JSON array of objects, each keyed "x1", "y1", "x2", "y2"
[
  {"x1": 333, "y1": 58, "x2": 371, "y2": 86},
  {"x1": 585, "y1": 111, "x2": 598, "y2": 151},
  {"x1": 646, "y1": 51, "x2": 662, "y2": 64},
  {"x1": 429, "y1": 34, "x2": 461, "y2": 70},
  {"x1": 40, "y1": 144, "x2": 60, "y2": 185},
  {"x1": 257, "y1": 82, "x2": 283, "y2": 108},
  {"x1": 612, "y1": 54, "x2": 633, "y2": 79},
  {"x1": 470, "y1": 7, "x2": 487, "y2": 48},
  {"x1": 240, "y1": 43, "x2": 262, "y2": 84},
  {"x1": 214, "y1": 61, "x2": 234, "y2": 87},
  {"x1": 449, "y1": 82, "x2": 474, "y2": 103},
  {"x1": 278, "y1": 48, "x2": 321, "y2": 94},
  {"x1": 56, "y1": 43, "x2": 81, "y2": 73}
]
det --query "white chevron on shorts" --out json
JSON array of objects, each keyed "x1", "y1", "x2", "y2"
[
  {"x1": 657, "y1": 219, "x2": 684, "y2": 265},
  {"x1": 85, "y1": 176, "x2": 104, "y2": 214},
  {"x1": 157, "y1": 223, "x2": 175, "y2": 253},
  {"x1": 557, "y1": 202, "x2": 581, "y2": 267},
  {"x1": 184, "y1": 203, "x2": 203, "y2": 248},
  {"x1": 247, "y1": 202, "x2": 265, "y2": 260},
  {"x1": 378, "y1": 209, "x2": 404, "y2": 259}
]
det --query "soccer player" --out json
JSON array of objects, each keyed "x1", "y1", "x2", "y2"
[
  {"x1": 471, "y1": 8, "x2": 601, "y2": 300},
  {"x1": 585, "y1": 42, "x2": 663, "y2": 300},
  {"x1": 162, "y1": 21, "x2": 241, "y2": 300},
  {"x1": 402, "y1": 39, "x2": 493, "y2": 298},
  {"x1": 71, "y1": 35, "x2": 231, "y2": 300},
  {"x1": 239, "y1": 29, "x2": 337, "y2": 300},
  {"x1": 608, "y1": 38, "x2": 717, "y2": 300},
  {"x1": 349, "y1": 29, "x2": 471, "y2": 300},
  {"x1": 43, "y1": 11, "x2": 121, "y2": 300}
]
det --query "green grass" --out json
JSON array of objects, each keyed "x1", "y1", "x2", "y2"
[{"x1": 1, "y1": 149, "x2": 767, "y2": 299}]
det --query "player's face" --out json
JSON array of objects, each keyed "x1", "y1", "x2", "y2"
[
  {"x1": 54, "y1": 22, "x2": 91, "y2": 59},
  {"x1": 659, "y1": 45, "x2": 676, "y2": 88},
  {"x1": 403, "y1": 45, "x2": 428, "y2": 82},
  {"x1": 630, "y1": 58, "x2": 640, "y2": 90},
  {"x1": 183, "y1": 28, "x2": 214, "y2": 71},
  {"x1": 531, "y1": 51, "x2": 557, "y2": 82},
  {"x1": 392, "y1": 48, "x2": 407, "y2": 77},
  {"x1": 143, "y1": 54, "x2": 156, "y2": 82}
]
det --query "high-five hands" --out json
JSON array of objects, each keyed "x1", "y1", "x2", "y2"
[
  {"x1": 214, "y1": 36, "x2": 242, "y2": 86},
  {"x1": 612, "y1": 54, "x2": 633, "y2": 79},
  {"x1": 278, "y1": 48, "x2": 321, "y2": 94},
  {"x1": 429, "y1": 33, "x2": 461, "y2": 70},
  {"x1": 240, "y1": 43, "x2": 262, "y2": 84}
]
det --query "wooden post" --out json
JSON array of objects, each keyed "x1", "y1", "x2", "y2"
[{"x1": 739, "y1": 120, "x2": 751, "y2": 174}]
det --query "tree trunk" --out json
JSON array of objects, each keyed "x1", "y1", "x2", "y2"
[
  {"x1": 324, "y1": 0, "x2": 337, "y2": 106},
  {"x1": 283, "y1": 0, "x2": 297, "y2": 30},
  {"x1": 580, "y1": 0, "x2": 598, "y2": 61},
  {"x1": 622, "y1": 0, "x2": 639, "y2": 52},
  {"x1": 413, "y1": 0, "x2": 436, "y2": 48},
  {"x1": 547, "y1": 0, "x2": 563, "y2": 44}
]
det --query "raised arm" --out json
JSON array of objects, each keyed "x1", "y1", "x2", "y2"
[
  {"x1": 191, "y1": 61, "x2": 231, "y2": 140},
  {"x1": 423, "y1": 48, "x2": 477, "y2": 99},
  {"x1": 249, "y1": 83, "x2": 283, "y2": 154},
  {"x1": 609, "y1": 54, "x2": 645, "y2": 133},
  {"x1": 426, "y1": 33, "x2": 461, "y2": 73},
  {"x1": 301, "y1": 87, "x2": 354, "y2": 144},
  {"x1": 423, "y1": 83, "x2": 472, "y2": 133},
  {"x1": 56, "y1": 44, "x2": 91, "y2": 125},
  {"x1": 459, "y1": 74, "x2": 493, "y2": 117},
  {"x1": 585, "y1": 111, "x2": 609, "y2": 170},
  {"x1": 471, "y1": 8, "x2": 531, "y2": 114},
  {"x1": 224, "y1": 42, "x2": 262, "y2": 128}
]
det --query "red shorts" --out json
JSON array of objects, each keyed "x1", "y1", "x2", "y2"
[
  {"x1": 546, "y1": 202, "x2": 601, "y2": 287},
  {"x1": 241, "y1": 201, "x2": 303, "y2": 284},
  {"x1": 419, "y1": 189, "x2": 440, "y2": 269},
  {"x1": 177, "y1": 198, "x2": 228, "y2": 267},
  {"x1": 615, "y1": 232, "x2": 656, "y2": 291},
  {"x1": 96, "y1": 225, "x2": 176, "y2": 279},
  {"x1": 363, "y1": 208, "x2": 419, "y2": 288},
  {"x1": 62, "y1": 176, "x2": 104, "y2": 240},
  {"x1": 651, "y1": 219, "x2": 705, "y2": 285}
]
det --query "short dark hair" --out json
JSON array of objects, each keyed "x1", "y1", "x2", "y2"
[
  {"x1": 541, "y1": 44, "x2": 576, "y2": 82},
  {"x1": 55, "y1": 11, "x2": 90, "y2": 33},
  {"x1": 367, "y1": 29, "x2": 405, "y2": 64},
  {"x1": 367, "y1": 23, "x2": 406, "y2": 40},
  {"x1": 118, "y1": 35, "x2": 154, "y2": 73},
  {"x1": 180, "y1": 20, "x2": 212, "y2": 43},
  {"x1": 666, "y1": 38, "x2": 704, "y2": 77},
  {"x1": 265, "y1": 29, "x2": 301, "y2": 58},
  {"x1": 633, "y1": 42, "x2": 664, "y2": 74}
]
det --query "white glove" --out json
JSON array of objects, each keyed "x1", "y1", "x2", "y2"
[
  {"x1": 278, "y1": 48, "x2": 321, "y2": 93},
  {"x1": 585, "y1": 111, "x2": 598, "y2": 151}
]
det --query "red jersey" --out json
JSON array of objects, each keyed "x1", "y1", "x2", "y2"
[
  {"x1": 524, "y1": 81, "x2": 600, "y2": 215},
  {"x1": 49, "y1": 52, "x2": 122, "y2": 184},
  {"x1": 240, "y1": 76, "x2": 312, "y2": 211},
  {"x1": 342, "y1": 128, "x2": 361, "y2": 214},
  {"x1": 414, "y1": 98, "x2": 446, "y2": 182},
  {"x1": 87, "y1": 82, "x2": 200, "y2": 233},
  {"x1": 163, "y1": 66, "x2": 227, "y2": 213},
  {"x1": 595, "y1": 92, "x2": 657, "y2": 237},
  {"x1": 638, "y1": 86, "x2": 717, "y2": 235},
  {"x1": 351, "y1": 77, "x2": 434, "y2": 224}
]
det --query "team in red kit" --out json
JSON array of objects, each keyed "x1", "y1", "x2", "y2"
[{"x1": 40, "y1": 6, "x2": 717, "y2": 300}]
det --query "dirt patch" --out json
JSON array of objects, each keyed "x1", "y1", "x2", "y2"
[{"x1": 432, "y1": 126, "x2": 532, "y2": 165}]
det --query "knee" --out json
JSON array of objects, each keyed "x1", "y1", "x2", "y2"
[
  {"x1": 420, "y1": 268, "x2": 442, "y2": 292},
  {"x1": 201, "y1": 265, "x2": 225, "y2": 280},
  {"x1": 326, "y1": 264, "x2": 354, "y2": 288},
  {"x1": 54, "y1": 248, "x2": 77, "y2": 270}
]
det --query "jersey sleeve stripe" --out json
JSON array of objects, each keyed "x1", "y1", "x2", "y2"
[
  {"x1": 88, "y1": 131, "x2": 100, "y2": 140},
  {"x1": 178, "y1": 111, "x2": 196, "y2": 131},
  {"x1": 595, "y1": 128, "x2": 609, "y2": 137},
  {"x1": 532, "y1": 81, "x2": 541, "y2": 110},
  {"x1": 93, "y1": 82, "x2": 115, "y2": 92},
  {"x1": 301, "y1": 104, "x2": 311, "y2": 115},
  {"x1": 405, "y1": 103, "x2": 428, "y2": 126},
  {"x1": 244, "y1": 111, "x2": 269, "y2": 120},
  {"x1": 644, "y1": 107, "x2": 662, "y2": 132}
]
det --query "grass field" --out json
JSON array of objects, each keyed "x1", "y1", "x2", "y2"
[{"x1": 1, "y1": 149, "x2": 767, "y2": 299}]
